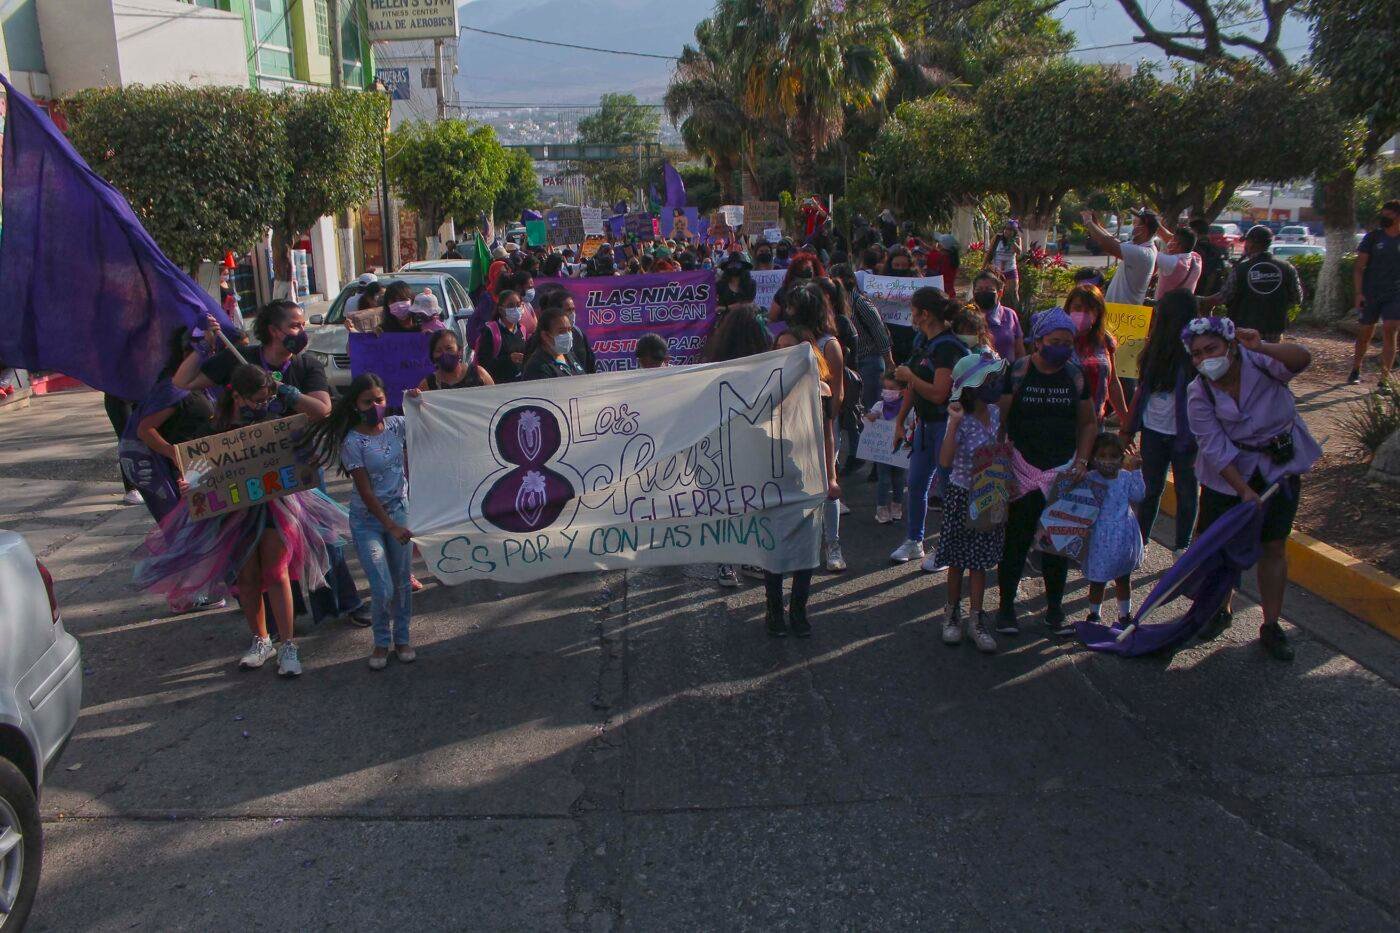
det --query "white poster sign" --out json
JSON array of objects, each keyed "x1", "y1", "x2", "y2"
[
  {"x1": 406, "y1": 346, "x2": 828, "y2": 584},
  {"x1": 862, "y1": 274, "x2": 942, "y2": 328},
  {"x1": 856, "y1": 416, "x2": 911, "y2": 469},
  {"x1": 580, "y1": 207, "x2": 605, "y2": 237},
  {"x1": 365, "y1": 0, "x2": 458, "y2": 41},
  {"x1": 752, "y1": 269, "x2": 786, "y2": 311},
  {"x1": 720, "y1": 204, "x2": 745, "y2": 228}
]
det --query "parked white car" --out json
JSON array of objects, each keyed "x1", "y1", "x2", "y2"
[
  {"x1": 0, "y1": 531, "x2": 82, "y2": 930},
  {"x1": 1276, "y1": 225, "x2": 1314, "y2": 245},
  {"x1": 305, "y1": 272, "x2": 475, "y2": 395},
  {"x1": 1273, "y1": 243, "x2": 1326, "y2": 258}
]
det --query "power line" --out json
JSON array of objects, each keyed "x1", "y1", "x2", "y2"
[
  {"x1": 456, "y1": 101, "x2": 665, "y2": 110},
  {"x1": 459, "y1": 25, "x2": 680, "y2": 61}
]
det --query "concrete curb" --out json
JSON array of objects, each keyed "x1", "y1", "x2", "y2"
[{"x1": 1160, "y1": 480, "x2": 1400, "y2": 640}]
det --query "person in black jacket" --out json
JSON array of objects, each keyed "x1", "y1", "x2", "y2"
[{"x1": 521, "y1": 304, "x2": 586, "y2": 380}]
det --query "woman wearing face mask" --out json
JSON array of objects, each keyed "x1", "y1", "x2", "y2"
[
  {"x1": 377, "y1": 282, "x2": 418, "y2": 333},
  {"x1": 995, "y1": 308, "x2": 1098, "y2": 637},
  {"x1": 133, "y1": 365, "x2": 349, "y2": 679},
  {"x1": 476, "y1": 289, "x2": 532, "y2": 384},
  {"x1": 1121, "y1": 288, "x2": 1199, "y2": 555},
  {"x1": 891, "y1": 288, "x2": 969, "y2": 569},
  {"x1": 880, "y1": 246, "x2": 921, "y2": 362},
  {"x1": 528, "y1": 289, "x2": 598, "y2": 375},
  {"x1": 767, "y1": 252, "x2": 826, "y2": 324},
  {"x1": 522, "y1": 305, "x2": 586, "y2": 380},
  {"x1": 305, "y1": 374, "x2": 416, "y2": 670},
  {"x1": 971, "y1": 269, "x2": 1024, "y2": 362},
  {"x1": 1065, "y1": 283, "x2": 1130, "y2": 423},
  {"x1": 418, "y1": 330, "x2": 492, "y2": 391},
  {"x1": 1184, "y1": 317, "x2": 1320, "y2": 661}
]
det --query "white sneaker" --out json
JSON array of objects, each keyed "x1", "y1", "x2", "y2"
[
  {"x1": 890, "y1": 539, "x2": 924, "y2": 563},
  {"x1": 238, "y1": 636, "x2": 276, "y2": 671},
  {"x1": 891, "y1": 503, "x2": 904, "y2": 521},
  {"x1": 941, "y1": 607, "x2": 963, "y2": 645},
  {"x1": 122, "y1": 490, "x2": 144, "y2": 506},
  {"x1": 276, "y1": 641, "x2": 302, "y2": 678},
  {"x1": 920, "y1": 553, "x2": 949, "y2": 573},
  {"x1": 875, "y1": 505, "x2": 892, "y2": 524},
  {"x1": 825, "y1": 543, "x2": 847, "y2": 572},
  {"x1": 717, "y1": 564, "x2": 740, "y2": 588},
  {"x1": 969, "y1": 612, "x2": 998, "y2": 653},
  {"x1": 838, "y1": 499, "x2": 851, "y2": 515}
]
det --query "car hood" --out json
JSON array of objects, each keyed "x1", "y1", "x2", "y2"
[{"x1": 307, "y1": 325, "x2": 348, "y2": 356}]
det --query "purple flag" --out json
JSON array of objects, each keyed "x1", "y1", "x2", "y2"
[
  {"x1": 535, "y1": 270, "x2": 717, "y2": 371},
  {"x1": 663, "y1": 160, "x2": 687, "y2": 208},
  {"x1": 0, "y1": 77, "x2": 238, "y2": 400}
]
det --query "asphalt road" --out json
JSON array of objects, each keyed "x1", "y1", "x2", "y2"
[{"x1": 3, "y1": 391, "x2": 1398, "y2": 931}]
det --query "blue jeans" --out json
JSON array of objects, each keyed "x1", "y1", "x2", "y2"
[
  {"x1": 905, "y1": 420, "x2": 947, "y2": 542},
  {"x1": 1137, "y1": 427, "x2": 1198, "y2": 551},
  {"x1": 858, "y1": 354, "x2": 886, "y2": 410},
  {"x1": 349, "y1": 499, "x2": 412, "y2": 648},
  {"x1": 877, "y1": 463, "x2": 906, "y2": 507}
]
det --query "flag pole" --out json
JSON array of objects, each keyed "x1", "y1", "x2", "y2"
[
  {"x1": 214, "y1": 328, "x2": 249, "y2": 365},
  {"x1": 1114, "y1": 482, "x2": 1282, "y2": 643}
]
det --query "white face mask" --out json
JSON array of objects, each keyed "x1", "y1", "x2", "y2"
[
  {"x1": 553, "y1": 330, "x2": 574, "y2": 356},
  {"x1": 1197, "y1": 354, "x2": 1231, "y2": 381},
  {"x1": 524, "y1": 288, "x2": 536, "y2": 303},
  {"x1": 502, "y1": 305, "x2": 522, "y2": 324}
]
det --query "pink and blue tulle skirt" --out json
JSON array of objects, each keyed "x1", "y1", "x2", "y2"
[{"x1": 132, "y1": 489, "x2": 349, "y2": 605}]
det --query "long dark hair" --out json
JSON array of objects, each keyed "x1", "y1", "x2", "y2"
[
  {"x1": 1066, "y1": 284, "x2": 1110, "y2": 350},
  {"x1": 702, "y1": 306, "x2": 771, "y2": 362},
  {"x1": 785, "y1": 281, "x2": 833, "y2": 336},
  {"x1": 215, "y1": 364, "x2": 275, "y2": 430},
  {"x1": 911, "y1": 286, "x2": 957, "y2": 330},
  {"x1": 1138, "y1": 288, "x2": 1197, "y2": 393},
  {"x1": 883, "y1": 246, "x2": 914, "y2": 275},
  {"x1": 301, "y1": 373, "x2": 386, "y2": 474}
]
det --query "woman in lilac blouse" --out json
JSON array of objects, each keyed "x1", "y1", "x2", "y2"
[{"x1": 1184, "y1": 317, "x2": 1321, "y2": 661}]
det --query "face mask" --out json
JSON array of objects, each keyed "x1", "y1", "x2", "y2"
[
  {"x1": 978, "y1": 380, "x2": 1002, "y2": 403},
  {"x1": 890, "y1": 267, "x2": 911, "y2": 277},
  {"x1": 524, "y1": 288, "x2": 537, "y2": 303},
  {"x1": 1070, "y1": 311, "x2": 1093, "y2": 335},
  {"x1": 793, "y1": 270, "x2": 813, "y2": 280},
  {"x1": 501, "y1": 305, "x2": 523, "y2": 324},
  {"x1": 358, "y1": 402, "x2": 387, "y2": 427},
  {"x1": 435, "y1": 350, "x2": 460, "y2": 372},
  {"x1": 1197, "y1": 354, "x2": 1232, "y2": 381},
  {"x1": 1039, "y1": 343, "x2": 1073, "y2": 367},
  {"x1": 553, "y1": 330, "x2": 575, "y2": 355},
  {"x1": 776, "y1": 250, "x2": 790, "y2": 260},
  {"x1": 1381, "y1": 215, "x2": 1398, "y2": 231},
  {"x1": 756, "y1": 253, "x2": 773, "y2": 264},
  {"x1": 973, "y1": 291, "x2": 998, "y2": 311},
  {"x1": 881, "y1": 388, "x2": 901, "y2": 404},
  {"x1": 388, "y1": 300, "x2": 413, "y2": 320},
  {"x1": 957, "y1": 334, "x2": 980, "y2": 349},
  {"x1": 238, "y1": 401, "x2": 269, "y2": 422},
  {"x1": 1093, "y1": 458, "x2": 1122, "y2": 478},
  {"x1": 282, "y1": 331, "x2": 308, "y2": 354}
]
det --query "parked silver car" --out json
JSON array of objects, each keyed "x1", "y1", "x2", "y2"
[
  {"x1": 0, "y1": 531, "x2": 82, "y2": 929},
  {"x1": 305, "y1": 272, "x2": 475, "y2": 395}
]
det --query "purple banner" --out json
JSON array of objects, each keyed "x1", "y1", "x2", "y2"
[
  {"x1": 348, "y1": 332, "x2": 434, "y2": 407},
  {"x1": 536, "y1": 271, "x2": 717, "y2": 372}
]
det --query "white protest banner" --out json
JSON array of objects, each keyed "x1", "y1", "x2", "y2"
[
  {"x1": 580, "y1": 207, "x2": 605, "y2": 237},
  {"x1": 752, "y1": 269, "x2": 786, "y2": 311},
  {"x1": 365, "y1": 0, "x2": 457, "y2": 40},
  {"x1": 856, "y1": 416, "x2": 910, "y2": 470},
  {"x1": 862, "y1": 274, "x2": 941, "y2": 327},
  {"x1": 406, "y1": 346, "x2": 827, "y2": 584}
]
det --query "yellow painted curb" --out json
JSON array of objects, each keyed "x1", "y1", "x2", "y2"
[{"x1": 1160, "y1": 478, "x2": 1400, "y2": 639}]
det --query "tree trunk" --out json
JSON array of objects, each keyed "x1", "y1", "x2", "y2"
[
  {"x1": 714, "y1": 154, "x2": 738, "y2": 203},
  {"x1": 1315, "y1": 168, "x2": 1357, "y2": 321},
  {"x1": 270, "y1": 228, "x2": 297, "y2": 300}
]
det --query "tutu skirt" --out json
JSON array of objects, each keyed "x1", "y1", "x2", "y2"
[{"x1": 132, "y1": 489, "x2": 349, "y2": 605}]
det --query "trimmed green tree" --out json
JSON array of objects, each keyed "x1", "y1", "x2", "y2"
[
  {"x1": 493, "y1": 147, "x2": 541, "y2": 224},
  {"x1": 63, "y1": 85, "x2": 289, "y2": 272},
  {"x1": 575, "y1": 93, "x2": 661, "y2": 205},
  {"x1": 389, "y1": 119, "x2": 509, "y2": 254}
]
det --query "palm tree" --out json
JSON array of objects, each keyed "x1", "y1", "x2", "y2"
[{"x1": 732, "y1": 0, "x2": 901, "y2": 195}]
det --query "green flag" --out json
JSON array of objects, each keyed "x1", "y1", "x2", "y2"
[{"x1": 468, "y1": 232, "x2": 491, "y2": 294}]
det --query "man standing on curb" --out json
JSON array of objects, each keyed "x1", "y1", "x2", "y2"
[
  {"x1": 1204, "y1": 225, "x2": 1302, "y2": 343},
  {"x1": 1347, "y1": 200, "x2": 1400, "y2": 385}
]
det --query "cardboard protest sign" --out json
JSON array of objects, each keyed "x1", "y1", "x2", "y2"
[
  {"x1": 752, "y1": 269, "x2": 786, "y2": 311},
  {"x1": 348, "y1": 332, "x2": 434, "y2": 408},
  {"x1": 1104, "y1": 302, "x2": 1153, "y2": 379},
  {"x1": 536, "y1": 270, "x2": 717, "y2": 371},
  {"x1": 407, "y1": 345, "x2": 826, "y2": 584},
  {"x1": 862, "y1": 274, "x2": 942, "y2": 327},
  {"x1": 1034, "y1": 472, "x2": 1106, "y2": 563},
  {"x1": 742, "y1": 200, "x2": 781, "y2": 238},
  {"x1": 580, "y1": 207, "x2": 605, "y2": 237},
  {"x1": 177, "y1": 415, "x2": 317, "y2": 520},
  {"x1": 968, "y1": 442, "x2": 1015, "y2": 531},
  {"x1": 547, "y1": 207, "x2": 585, "y2": 246},
  {"x1": 525, "y1": 220, "x2": 548, "y2": 247},
  {"x1": 580, "y1": 236, "x2": 608, "y2": 260},
  {"x1": 856, "y1": 416, "x2": 911, "y2": 470}
]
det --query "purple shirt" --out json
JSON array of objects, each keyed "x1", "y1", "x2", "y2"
[
  {"x1": 984, "y1": 304, "x2": 1023, "y2": 363},
  {"x1": 1185, "y1": 347, "x2": 1321, "y2": 495}
]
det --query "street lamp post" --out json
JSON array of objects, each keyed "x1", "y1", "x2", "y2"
[{"x1": 372, "y1": 78, "x2": 394, "y2": 271}]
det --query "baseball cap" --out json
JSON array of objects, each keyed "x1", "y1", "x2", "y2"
[{"x1": 356, "y1": 272, "x2": 376, "y2": 286}]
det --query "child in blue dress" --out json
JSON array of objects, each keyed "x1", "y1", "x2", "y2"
[{"x1": 1082, "y1": 433, "x2": 1146, "y2": 625}]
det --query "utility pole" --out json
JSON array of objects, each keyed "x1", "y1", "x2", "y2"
[
  {"x1": 434, "y1": 38, "x2": 447, "y2": 121},
  {"x1": 327, "y1": 0, "x2": 344, "y2": 89}
]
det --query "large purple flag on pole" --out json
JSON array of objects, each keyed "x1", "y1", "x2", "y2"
[
  {"x1": 0, "y1": 76, "x2": 237, "y2": 400},
  {"x1": 662, "y1": 160, "x2": 686, "y2": 208}
]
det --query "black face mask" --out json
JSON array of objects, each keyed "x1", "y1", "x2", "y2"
[
  {"x1": 1380, "y1": 215, "x2": 1398, "y2": 231},
  {"x1": 756, "y1": 253, "x2": 773, "y2": 264},
  {"x1": 282, "y1": 331, "x2": 308, "y2": 354},
  {"x1": 973, "y1": 291, "x2": 998, "y2": 311}
]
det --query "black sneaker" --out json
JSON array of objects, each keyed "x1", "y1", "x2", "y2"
[
  {"x1": 994, "y1": 606, "x2": 1021, "y2": 636},
  {"x1": 1198, "y1": 608, "x2": 1232, "y2": 642},
  {"x1": 1046, "y1": 605, "x2": 1074, "y2": 637},
  {"x1": 1346, "y1": 368, "x2": 1361, "y2": 386},
  {"x1": 1260, "y1": 622, "x2": 1294, "y2": 661},
  {"x1": 789, "y1": 603, "x2": 812, "y2": 638},
  {"x1": 766, "y1": 604, "x2": 788, "y2": 638}
]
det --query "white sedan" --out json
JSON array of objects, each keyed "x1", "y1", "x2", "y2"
[{"x1": 0, "y1": 531, "x2": 82, "y2": 929}]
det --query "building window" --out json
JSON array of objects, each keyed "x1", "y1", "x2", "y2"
[
  {"x1": 340, "y1": 9, "x2": 363, "y2": 85},
  {"x1": 314, "y1": 0, "x2": 331, "y2": 56},
  {"x1": 252, "y1": 0, "x2": 295, "y2": 80}
]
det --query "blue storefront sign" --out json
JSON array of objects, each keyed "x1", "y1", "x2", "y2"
[{"x1": 375, "y1": 67, "x2": 411, "y2": 100}]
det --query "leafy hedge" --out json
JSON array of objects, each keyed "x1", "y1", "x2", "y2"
[{"x1": 1289, "y1": 252, "x2": 1356, "y2": 319}]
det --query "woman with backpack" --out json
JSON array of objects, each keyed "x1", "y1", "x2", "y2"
[
  {"x1": 890, "y1": 288, "x2": 968, "y2": 570},
  {"x1": 475, "y1": 289, "x2": 531, "y2": 384},
  {"x1": 995, "y1": 308, "x2": 1099, "y2": 638}
]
